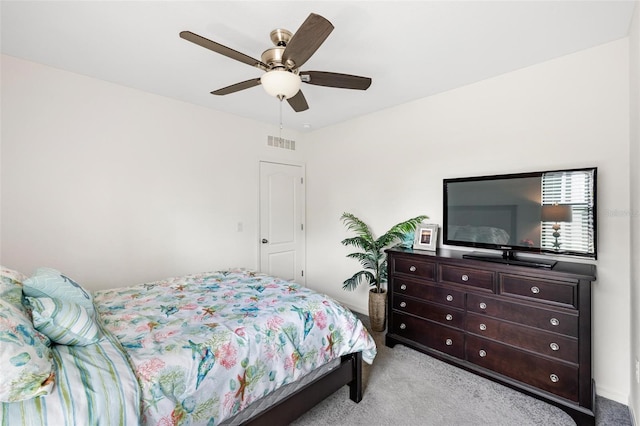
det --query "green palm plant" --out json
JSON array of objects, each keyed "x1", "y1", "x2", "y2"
[{"x1": 341, "y1": 212, "x2": 428, "y2": 294}]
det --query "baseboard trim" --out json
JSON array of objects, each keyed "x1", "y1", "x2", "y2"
[{"x1": 596, "y1": 386, "x2": 629, "y2": 406}]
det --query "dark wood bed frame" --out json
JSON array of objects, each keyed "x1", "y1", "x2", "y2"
[{"x1": 245, "y1": 352, "x2": 363, "y2": 425}]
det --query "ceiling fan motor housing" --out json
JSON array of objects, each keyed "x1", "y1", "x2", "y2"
[{"x1": 261, "y1": 47, "x2": 287, "y2": 69}]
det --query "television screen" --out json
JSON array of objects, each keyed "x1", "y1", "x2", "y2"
[{"x1": 443, "y1": 168, "x2": 597, "y2": 259}]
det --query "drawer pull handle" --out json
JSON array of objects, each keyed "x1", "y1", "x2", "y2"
[
  {"x1": 479, "y1": 323, "x2": 487, "y2": 331},
  {"x1": 445, "y1": 338, "x2": 453, "y2": 346},
  {"x1": 531, "y1": 286, "x2": 540, "y2": 294},
  {"x1": 446, "y1": 294, "x2": 454, "y2": 302},
  {"x1": 479, "y1": 350, "x2": 487, "y2": 357},
  {"x1": 400, "y1": 323, "x2": 407, "y2": 330},
  {"x1": 445, "y1": 314, "x2": 453, "y2": 321},
  {"x1": 409, "y1": 265, "x2": 417, "y2": 272},
  {"x1": 479, "y1": 302, "x2": 487, "y2": 310},
  {"x1": 550, "y1": 342, "x2": 560, "y2": 351},
  {"x1": 461, "y1": 274, "x2": 469, "y2": 282},
  {"x1": 400, "y1": 301, "x2": 407, "y2": 308},
  {"x1": 550, "y1": 374, "x2": 559, "y2": 383},
  {"x1": 550, "y1": 317, "x2": 560, "y2": 326},
  {"x1": 400, "y1": 284, "x2": 407, "y2": 291}
]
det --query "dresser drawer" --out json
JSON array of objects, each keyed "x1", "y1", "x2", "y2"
[
  {"x1": 467, "y1": 293, "x2": 578, "y2": 337},
  {"x1": 466, "y1": 313, "x2": 578, "y2": 363},
  {"x1": 394, "y1": 295, "x2": 464, "y2": 329},
  {"x1": 392, "y1": 257, "x2": 436, "y2": 281},
  {"x1": 391, "y1": 278, "x2": 465, "y2": 309},
  {"x1": 466, "y1": 335, "x2": 579, "y2": 402},
  {"x1": 500, "y1": 274, "x2": 577, "y2": 308},
  {"x1": 391, "y1": 312, "x2": 464, "y2": 358},
  {"x1": 439, "y1": 264, "x2": 494, "y2": 292}
]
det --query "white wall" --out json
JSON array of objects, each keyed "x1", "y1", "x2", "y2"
[
  {"x1": 305, "y1": 39, "x2": 631, "y2": 404},
  {"x1": 628, "y1": 1, "x2": 640, "y2": 423},
  {"x1": 0, "y1": 54, "x2": 305, "y2": 290}
]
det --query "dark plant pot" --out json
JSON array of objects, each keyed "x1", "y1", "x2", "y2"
[{"x1": 368, "y1": 289, "x2": 387, "y2": 332}]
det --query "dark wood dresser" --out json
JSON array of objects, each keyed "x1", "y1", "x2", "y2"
[{"x1": 385, "y1": 248, "x2": 596, "y2": 425}]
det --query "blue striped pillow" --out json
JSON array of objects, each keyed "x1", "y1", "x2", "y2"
[
  {"x1": 23, "y1": 268, "x2": 95, "y2": 318},
  {"x1": 26, "y1": 297, "x2": 100, "y2": 346}
]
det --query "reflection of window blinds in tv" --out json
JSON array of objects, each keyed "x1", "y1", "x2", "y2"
[{"x1": 541, "y1": 170, "x2": 595, "y2": 254}]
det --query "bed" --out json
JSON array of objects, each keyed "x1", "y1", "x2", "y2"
[{"x1": 0, "y1": 266, "x2": 377, "y2": 425}]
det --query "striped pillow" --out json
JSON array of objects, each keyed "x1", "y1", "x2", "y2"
[
  {"x1": 26, "y1": 297, "x2": 100, "y2": 346},
  {"x1": 23, "y1": 268, "x2": 95, "y2": 318}
]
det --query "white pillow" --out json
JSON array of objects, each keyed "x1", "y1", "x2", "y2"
[{"x1": 27, "y1": 296, "x2": 100, "y2": 346}]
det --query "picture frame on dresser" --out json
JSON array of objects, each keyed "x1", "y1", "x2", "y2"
[{"x1": 413, "y1": 223, "x2": 438, "y2": 251}]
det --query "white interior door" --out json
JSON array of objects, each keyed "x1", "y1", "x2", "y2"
[{"x1": 259, "y1": 161, "x2": 305, "y2": 284}]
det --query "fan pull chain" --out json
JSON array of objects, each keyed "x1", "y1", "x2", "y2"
[{"x1": 278, "y1": 95, "x2": 284, "y2": 142}]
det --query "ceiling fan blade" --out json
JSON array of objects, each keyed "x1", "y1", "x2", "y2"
[
  {"x1": 180, "y1": 31, "x2": 268, "y2": 70},
  {"x1": 282, "y1": 13, "x2": 334, "y2": 69},
  {"x1": 287, "y1": 90, "x2": 309, "y2": 112},
  {"x1": 301, "y1": 71, "x2": 372, "y2": 90},
  {"x1": 211, "y1": 78, "x2": 262, "y2": 95}
]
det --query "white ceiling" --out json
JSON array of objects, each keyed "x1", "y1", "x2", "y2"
[{"x1": 1, "y1": 1, "x2": 636, "y2": 131}]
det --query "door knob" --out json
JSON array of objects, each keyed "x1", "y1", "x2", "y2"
[{"x1": 261, "y1": 239, "x2": 269, "y2": 244}]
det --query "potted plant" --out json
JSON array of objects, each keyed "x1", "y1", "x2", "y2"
[{"x1": 340, "y1": 212, "x2": 428, "y2": 331}]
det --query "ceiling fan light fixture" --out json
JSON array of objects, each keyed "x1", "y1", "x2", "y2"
[{"x1": 260, "y1": 70, "x2": 301, "y2": 100}]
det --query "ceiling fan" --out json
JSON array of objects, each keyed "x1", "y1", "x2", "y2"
[{"x1": 179, "y1": 13, "x2": 372, "y2": 112}]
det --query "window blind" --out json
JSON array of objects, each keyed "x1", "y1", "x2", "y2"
[{"x1": 541, "y1": 170, "x2": 595, "y2": 254}]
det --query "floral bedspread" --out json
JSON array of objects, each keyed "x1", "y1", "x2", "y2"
[{"x1": 94, "y1": 270, "x2": 376, "y2": 426}]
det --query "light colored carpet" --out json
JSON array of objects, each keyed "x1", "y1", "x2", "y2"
[{"x1": 291, "y1": 315, "x2": 632, "y2": 426}]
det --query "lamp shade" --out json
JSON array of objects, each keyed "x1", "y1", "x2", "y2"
[
  {"x1": 541, "y1": 204, "x2": 573, "y2": 223},
  {"x1": 260, "y1": 70, "x2": 301, "y2": 99}
]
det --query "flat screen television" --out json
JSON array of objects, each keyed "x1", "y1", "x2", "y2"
[{"x1": 443, "y1": 167, "x2": 597, "y2": 268}]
